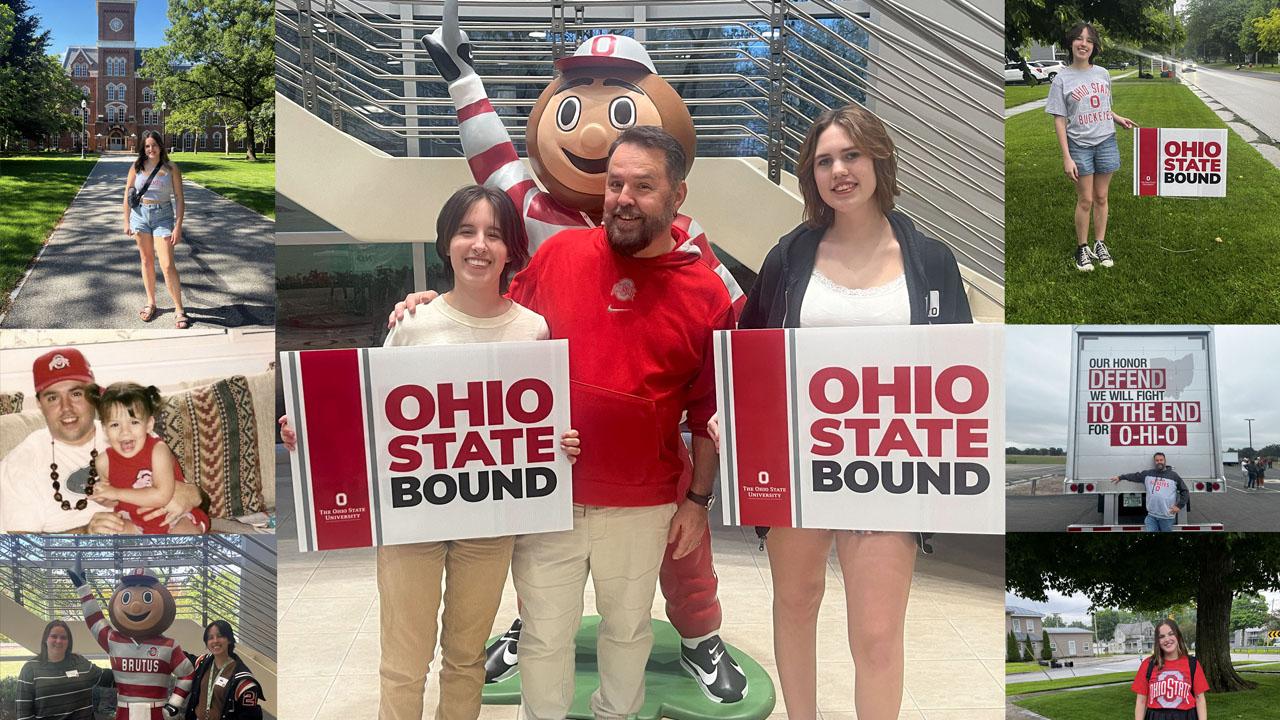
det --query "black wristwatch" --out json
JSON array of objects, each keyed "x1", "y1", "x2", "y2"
[{"x1": 686, "y1": 489, "x2": 715, "y2": 511}]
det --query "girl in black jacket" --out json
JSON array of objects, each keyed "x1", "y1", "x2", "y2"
[
  {"x1": 740, "y1": 103, "x2": 971, "y2": 719},
  {"x1": 184, "y1": 621, "x2": 265, "y2": 720}
]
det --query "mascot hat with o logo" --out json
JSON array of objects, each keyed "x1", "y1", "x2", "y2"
[{"x1": 555, "y1": 34, "x2": 656, "y2": 74}]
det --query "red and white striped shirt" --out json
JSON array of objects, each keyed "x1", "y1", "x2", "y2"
[
  {"x1": 77, "y1": 583, "x2": 195, "y2": 719},
  {"x1": 449, "y1": 73, "x2": 746, "y2": 315}
]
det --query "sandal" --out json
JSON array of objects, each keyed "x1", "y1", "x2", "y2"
[
  {"x1": 139, "y1": 304, "x2": 157, "y2": 322},
  {"x1": 174, "y1": 314, "x2": 190, "y2": 329}
]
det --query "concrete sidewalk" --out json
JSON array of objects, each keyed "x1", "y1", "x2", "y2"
[{"x1": 1, "y1": 154, "x2": 274, "y2": 328}]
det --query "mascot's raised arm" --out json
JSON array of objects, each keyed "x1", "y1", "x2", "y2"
[
  {"x1": 68, "y1": 560, "x2": 195, "y2": 720},
  {"x1": 422, "y1": 0, "x2": 744, "y2": 310}
]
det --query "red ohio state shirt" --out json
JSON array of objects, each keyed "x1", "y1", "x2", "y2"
[
  {"x1": 1132, "y1": 655, "x2": 1208, "y2": 710},
  {"x1": 508, "y1": 225, "x2": 733, "y2": 507}
]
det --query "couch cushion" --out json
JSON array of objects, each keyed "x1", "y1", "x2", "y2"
[{"x1": 155, "y1": 375, "x2": 266, "y2": 518}]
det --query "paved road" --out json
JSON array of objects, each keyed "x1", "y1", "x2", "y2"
[
  {"x1": 1008, "y1": 464, "x2": 1279, "y2": 531},
  {"x1": 1185, "y1": 67, "x2": 1280, "y2": 141},
  {"x1": 1, "y1": 154, "x2": 274, "y2": 328}
]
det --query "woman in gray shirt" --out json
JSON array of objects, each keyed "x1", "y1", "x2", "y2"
[
  {"x1": 15, "y1": 620, "x2": 111, "y2": 720},
  {"x1": 1045, "y1": 22, "x2": 1137, "y2": 272}
]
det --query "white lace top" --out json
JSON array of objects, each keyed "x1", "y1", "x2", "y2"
[{"x1": 798, "y1": 270, "x2": 910, "y2": 328}]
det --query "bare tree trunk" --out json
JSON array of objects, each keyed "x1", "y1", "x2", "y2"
[
  {"x1": 1196, "y1": 536, "x2": 1256, "y2": 692},
  {"x1": 244, "y1": 119, "x2": 258, "y2": 162}
]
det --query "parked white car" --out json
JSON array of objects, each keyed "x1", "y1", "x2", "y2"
[
  {"x1": 1031, "y1": 60, "x2": 1066, "y2": 80},
  {"x1": 1005, "y1": 62, "x2": 1050, "y2": 84}
]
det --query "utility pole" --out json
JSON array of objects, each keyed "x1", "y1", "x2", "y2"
[{"x1": 1246, "y1": 418, "x2": 1255, "y2": 451}]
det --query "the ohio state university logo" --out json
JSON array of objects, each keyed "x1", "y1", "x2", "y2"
[
  {"x1": 611, "y1": 278, "x2": 636, "y2": 302},
  {"x1": 1152, "y1": 669, "x2": 1191, "y2": 708},
  {"x1": 49, "y1": 354, "x2": 70, "y2": 370},
  {"x1": 134, "y1": 469, "x2": 154, "y2": 489}
]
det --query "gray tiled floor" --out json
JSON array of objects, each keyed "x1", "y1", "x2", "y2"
[{"x1": 277, "y1": 470, "x2": 1004, "y2": 719}]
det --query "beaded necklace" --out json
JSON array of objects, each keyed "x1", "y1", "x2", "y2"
[{"x1": 50, "y1": 440, "x2": 98, "y2": 510}]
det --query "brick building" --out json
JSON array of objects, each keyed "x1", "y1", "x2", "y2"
[{"x1": 58, "y1": 0, "x2": 230, "y2": 153}]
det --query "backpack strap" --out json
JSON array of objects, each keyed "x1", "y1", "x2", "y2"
[
  {"x1": 1146, "y1": 657, "x2": 1155, "y2": 686},
  {"x1": 1188, "y1": 655, "x2": 1198, "y2": 697}
]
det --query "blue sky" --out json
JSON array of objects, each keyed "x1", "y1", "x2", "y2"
[{"x1": 31, "y1": 0, "x2": 172, "y2": 56}]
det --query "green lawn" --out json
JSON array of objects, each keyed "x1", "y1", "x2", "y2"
[
  {"x1": 1008, "y1": 670, "x2": 1136, "y2": 695},
  {"x1": 1007, "y1": 660, "x2": 1047, "y2": 674},
  {"x1": 1007, "y1": 455, "x2": 1068, "y2": 464},
  {"x1": 1005, "y1": 78, "x2": 1280, "y2": 323},
  {"x1": 1006, "y1": 82, "x2": 1052, "y2": 108},
  {"x1": 0, "y1": 154, "x2": 98, "y2": 303},
  {"x1": 168, "y1": 152, "x2": 275, "y2": 218},
  {"x1": 1205, "y1": 62, "x2": 1280, "y2": 74},
  {"x1": 1015, "y1": 671, "x2": 1280, "y2": 719}
]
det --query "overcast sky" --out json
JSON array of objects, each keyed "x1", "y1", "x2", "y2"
[
  {"x1": 1005, "y1": 326, "x2": 1280, "y2": 450},
  {"x1": 1006, "y1": 588, "x2": 1280, "y2": 625}
]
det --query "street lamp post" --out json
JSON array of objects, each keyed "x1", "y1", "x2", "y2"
[
  {"x1": 1246, "y1": 418, "x2": 1256, "y2": 453},
  {"x1": 161, "y1": 101, "x2": 167, "y2": 151},
  {"x1": 79, "y1": 98, "x2": 87, "y2": 159}
]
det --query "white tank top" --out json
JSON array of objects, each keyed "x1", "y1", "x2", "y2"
[
  {"x1": 799, "y1": 270, "x2": 910, "y2": 328},
  {"x1": 137, "y1": 165, "x2": 173, "y2": 202}
]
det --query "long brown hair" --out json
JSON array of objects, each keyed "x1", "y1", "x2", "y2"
[
  {"x1": 133, "y1": 130, "x2": 172, "y2": 172},
  {"x1": 796, "y1": 103, "x2": 899, "y2": 227},
  {"x1": 38, "y1": 620, "x2": 74, "y2": 662},
  {"x1": 1150, "y1": 618, "x2": 1191, "y2": 672}
]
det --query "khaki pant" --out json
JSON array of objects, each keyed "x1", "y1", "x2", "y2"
[
  {"x1": 512, "y1": 503, "x2": 676, "y2": 720},
  {"x1": 377, "y1": 536, "x2": 514, "y2": 720}
]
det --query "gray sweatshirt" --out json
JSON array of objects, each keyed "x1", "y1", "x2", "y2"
[
  {"x1": 1045, "y1": 64, "x2": 1115, "y2": 147},
  {"x1": 1119, "y1": 466, "x2": 1189, "y2": 519}
]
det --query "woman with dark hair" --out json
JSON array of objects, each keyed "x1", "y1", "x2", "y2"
[
  {"x1": 1131, "y1": 619, "x2": 1208, "y2": 719},
  {"x1": 1045, "y1": 22, "x2": 1137, "y2": 272},
  {"x1": 185, "y1": 620, "x2": 265, "y2": 720},
  {"x1": 16, "y1": 620, "x2": 111, "y2": 720},
  {"x1": 124, "y1": 129, "x2": 189, "y2": 328},
  {"x1": 736, "y1": 102, "x2": 970, "y2": 718}
]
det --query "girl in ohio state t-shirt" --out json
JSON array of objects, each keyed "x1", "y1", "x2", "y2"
[{"x1": 1131, "y1": 619, "x2": 1208, "y2": 720}]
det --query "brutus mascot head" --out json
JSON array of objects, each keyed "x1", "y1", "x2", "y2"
[
  {"x1": 527, "y1": 34, "x2": 696, "y2": 217},
  {"x1": 108, "y1": 568, "x2": 176, "y2": 640}
]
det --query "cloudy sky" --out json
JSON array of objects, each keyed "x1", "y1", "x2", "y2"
[
  {"x1": 1006, "y1": 326, "x2": 1279, "y2": 450},
  {"x1": 1006, "y1": 588, "x2": 1280, "y2": 625}
]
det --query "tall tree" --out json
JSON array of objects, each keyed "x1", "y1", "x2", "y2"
[
  {"x1": 0, "y1": 0, "x2": 80, "y2": 149},
  {"x1": 1008, "y1": 534, "x2": 1280, "y2": 692},
  {"x1": 1231, "y1": 593, "x2": 1270, "y2": 632},
  {"x1": 140, "y1": 0, "x2": 272, "y2": 160},
  {"x1": 1008, "y1": 630, "x2": 1021, "y2": 662},
  {"x1": 1044, "y1": 613, "x2": 1066, "y2": 627},
  {"x1": 1040, "y1": 628, "x2": 1053, "y2": 659}
]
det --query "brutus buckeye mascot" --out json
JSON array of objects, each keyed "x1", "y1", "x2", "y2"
[
  {"x1": 421, "y1": 0, "x2": 747, "y2": 703},
  {"x1": 68, "y1": 562, "x2": 196, "y2": 720}
]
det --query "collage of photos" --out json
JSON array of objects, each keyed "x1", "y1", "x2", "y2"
[{"x1": 0, "y1": 1, "x2": 1276, "y2": 720}]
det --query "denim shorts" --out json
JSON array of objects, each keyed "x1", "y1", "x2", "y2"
[
  {"x1": 130, "y1": 203, "x2": 174, "y2": 236},
  {"x1": 1067, "y1": 134, "x2": 1121, "y2": 176}
]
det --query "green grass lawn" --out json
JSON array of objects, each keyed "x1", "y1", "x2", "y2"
[
  {"x1": 1006, "y1": 82, "x2": 1052, "y2": 108},
  {"x1": 1007, "y1": 660, "x2": 1047, "y2": 674},
  {"x1": 0, "y1": 154, "x2": 98, "y2": 303},
  {"x1": 1005, "y1": 78, "x2": 1280, "y2": 323},
  {"x1": 1205, "y1": 62, "x2": 1280, "y2": 73},
  {"x1": 1015, "y1": 671, "x2": 1280, "y2": 719},
  {"x1": 1007, "y1": 455, "x2": 1068, "y2": 464},
  {"x1": 168, "y1": 152, "x2": 274, "y2": 218},
  {"x1": 1008, "y1": 670, "x2": 1136, "y2": 695}
]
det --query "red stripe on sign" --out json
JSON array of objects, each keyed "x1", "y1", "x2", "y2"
[
  {"x1": 729, "y1": 329, "x2": 794, "y2": 527},
  {"x1": 299, "y1": 349, "x2": 374, "y2": 550},
  {"x1": 1138, "y1": 128, "x2": 1159, "y2": 196}
]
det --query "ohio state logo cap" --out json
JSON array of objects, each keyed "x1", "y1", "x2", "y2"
[
  {"x1": 33, "y1": 348, "x2": 95, "y2": 393},
  {"x1": 556, "y1": 34, "x2": 656, "y2": 74}
]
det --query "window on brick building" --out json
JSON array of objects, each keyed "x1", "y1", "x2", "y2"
[
  {"x1": 81, "y1": 85, "x2": 90, "y2": 96},
  {"x1": 143, "y1": 87, "x2": 154, "y2": 103}
]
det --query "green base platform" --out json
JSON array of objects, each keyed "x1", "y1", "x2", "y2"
[{"x1": 480, "y1": 617, "x2": 776, "y2": 719}]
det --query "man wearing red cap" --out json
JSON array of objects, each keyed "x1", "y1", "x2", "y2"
[{"x1": 0, "y1": 348, "x2": 204, "y2": 533}]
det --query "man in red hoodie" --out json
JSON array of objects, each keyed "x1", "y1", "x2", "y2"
[{"x1": 499, "y1": 125, "x2": 733, "y2": 718}]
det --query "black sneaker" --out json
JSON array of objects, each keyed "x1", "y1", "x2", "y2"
[
  {"x1": 1074, "y1": 244, "x2": 1094, "y2": 272},
  {"x1": 679, "y1": 635, "x2": 748, "y2": 703},
  {"x1": 483, "y1": 618, "x2": 521, "y2": 683},
  {"x1": 1092, "y1": 240, "x2": 1114, "y2": 267}
]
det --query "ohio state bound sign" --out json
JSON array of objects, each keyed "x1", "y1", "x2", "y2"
[
  {"x1": 714, "y1": 325, "x2": 1004, "y2": 534},
  {"x1": 281, "y1": 341, "x2": 573, "y2": 551},
  {"x1": 1133, "y1": 128, "x2": 1228, "y2": 197}
]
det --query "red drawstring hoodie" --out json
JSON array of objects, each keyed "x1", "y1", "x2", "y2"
[{"x1": 508, "y1": 225, "x2": 734, "y2": 507}]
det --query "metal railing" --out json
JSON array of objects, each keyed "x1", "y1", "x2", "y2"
[
  {"x1": 275, "y1": 0, "x2": 1004, "y2": 294},
  {"x1": 0, "y1": 534, "x2": 277, "y2": 659}
]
